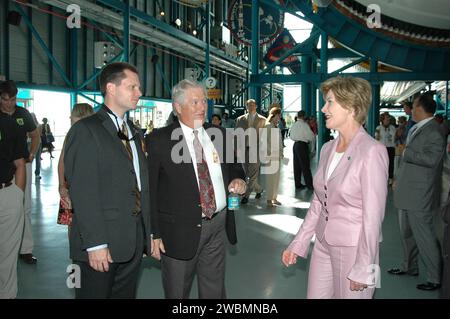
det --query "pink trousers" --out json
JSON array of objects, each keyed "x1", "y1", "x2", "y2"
[{"x1": 307, "y1": 238, "x2": 375, "y2": 299}]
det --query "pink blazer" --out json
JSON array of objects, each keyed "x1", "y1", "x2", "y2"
[{"x1": 288, "y1": 127, "x2": 389, "y2": 284}]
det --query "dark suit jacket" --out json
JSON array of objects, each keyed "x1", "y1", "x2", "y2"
[
  {"x1": 64, "y1": 106, "x2": 151, "y2": 262},
  {"x1": 146, "y1": 120, "x2": 244, "y2": 260}
]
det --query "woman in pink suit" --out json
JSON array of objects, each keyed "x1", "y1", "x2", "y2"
[{"x1": 282, "y1": 76, "x2": 389, "y2": 299}]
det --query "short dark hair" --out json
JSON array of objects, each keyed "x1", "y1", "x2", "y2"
[
  {"x1": 414, "y1": 93, "x2": 436, "y2": 115},
  {"x1": 99, "y1": 62, "x2": 138, "y2": 96},
  {"x1": 0, "y1": 80, "x2": 18, "y2": 97},
  {"x1": 212, "y1": 114, "x2": 221, "y2": 121},
  {"x1": 297, "y1": 110, "x2": 306, "y2": 118}
]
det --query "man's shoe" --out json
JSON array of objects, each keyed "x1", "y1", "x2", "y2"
[
  {"x1": 255, "y1": 192, "x2": 262, "y2": 199},
  {"x1": 296, "y1": 184, "x2": 306, "y2": 190},
  {"x1": 387, "y1": 267, "x2": 418, "y2": 276},
  {"x1": 267, "y1": 200, "x2": 275, "y2": 207},
  {"x1": 20, "y1": 253, "x2": 37, "y2": 264},
  {"x1": 417, "y1": 282, "x2": 441, "y2": 291},
  {"x1": 241, "y1": 197, "x2": 249, "y2": 204}
]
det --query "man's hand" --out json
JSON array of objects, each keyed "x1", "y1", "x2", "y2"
[
  {"x1": 27, "y1": 153, "x2": 35, "y2": 163},
  {"x1": 150, "y1": 238, "x2": 165, "y2": 261},
  {"x1": 228, "y1": 178, "x2": 246, "y2": 195},
  {"x1": 87, "y1": 248, "x2": 113, "y2": 272}
]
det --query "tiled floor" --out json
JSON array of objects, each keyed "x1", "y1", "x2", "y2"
[{"x1": 17, "y1": 140, "x2": 448, "y2": 299}]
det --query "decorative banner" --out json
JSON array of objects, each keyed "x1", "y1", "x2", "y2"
[
  {"x1": 263, "y1": 28, "x2": 300, "y2": 73},
  {"x1": 228, "y1": 0, "x2": 285, "y2": 46}
]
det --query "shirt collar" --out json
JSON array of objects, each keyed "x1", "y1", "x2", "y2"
[{"x1": 179, "y1": 120, "x2": 205, "y2": 140}]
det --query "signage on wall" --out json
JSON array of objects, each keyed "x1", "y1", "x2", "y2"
[{"x1": 228, "y1": 0, "x2": 285, "y2": 46}]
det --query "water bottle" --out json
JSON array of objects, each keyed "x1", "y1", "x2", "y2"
[{"x1": 228, "y1": 193, "x2": 240, "y2": 211}]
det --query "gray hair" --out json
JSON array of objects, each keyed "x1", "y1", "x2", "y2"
[{"x1": 172, "y1": 79, "x2": 207, "y2": 105}]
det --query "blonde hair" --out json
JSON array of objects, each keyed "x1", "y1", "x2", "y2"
[
  {"x1": 267, "y1": 107, "x2": 281, "y2": 123},
  {"x1": 320, "y1": 76, "x2": 371, "y2": 124},
  {"x1": 71, "y1": 103, "x2": 94, "y2": 119}
]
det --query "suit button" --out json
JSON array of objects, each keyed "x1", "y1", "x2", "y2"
[
  {"x1": 324, "y1": 202, "x2": 327, "y2": 207},
  {"x1": 325, "y1": 194, "x2": 327, "y2": 198},
  {"x1": 131, "y1": 169, "x2": 135, "y2": 174},
  {"x1": 131, "y1": 190, "x2": 136, "y2": 196},
  {"x1": 325, "y1": 217, "x2": 328, "y2": 221}
]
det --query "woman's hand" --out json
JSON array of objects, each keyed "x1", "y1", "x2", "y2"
[
  {"x1": 350, "y1": 279, "x2": 368, "y2": 291},
  {"x1": 282, "y1": 250, "x2": 298, "y2": 267}
]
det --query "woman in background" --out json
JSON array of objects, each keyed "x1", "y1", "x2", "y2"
[{"x1": 57, "y1": 103, "x2": 94, "y2": 231}]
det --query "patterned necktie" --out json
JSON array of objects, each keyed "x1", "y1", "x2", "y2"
[
  {"x1": 193, "y1": 130, "x2": 216, "y2": 218},
  {"x1": 121, "y1": 122, "x2": 141, "y2": 213}
]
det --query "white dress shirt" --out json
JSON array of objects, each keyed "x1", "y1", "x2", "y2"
[
  {"x1": 376, "y1": 125, "x2": 396, "y2": 148},
  {"x1": 290, "y1": 119, "x2": 315, "y2": 143},
  {"x1": 179, "y1": 121, "x2": 227, "y2": 213},
  {"x1": 406, "y1": 117, "x2": 434, "y2": 145}
]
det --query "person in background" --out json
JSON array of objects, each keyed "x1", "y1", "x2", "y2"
[
  {"x1": 0, "y1": 110, "x2": 26, "y2": 299},
  {"x1": 375, "y1": 113, "x2": 396, "y2": 185},
  {"x1": 221, "y1": 112, "x2": 235, "y2": 128},
  {"x1": 211, "y1": 114, "x2": 222, "y2": 126},
  {"x1": 41, "y1": 118, "x2": 55, "y2": 159},
  {"x1": 282, "y1": 76, "x2": 389, "y2": 299},
  {"x1": 390, "y1": 93, "x2": 445, "y2": 292},
  {"x1": 0, "y1": 80, "x2": 40, "y2": 265},
  {"x1": 30, "y1": 113, "x2": 42, "y2": 180},
  {"x1": 57, "y1": 103, "x2": 94, "y2": 233},
  {"x1": 235, "y1": 99, "x2": 266, "y2": 204},
  {"x1": 261, "y1": 107, "x2": 283, "y2": 207},
  {"x1": 290, "y1": 110, "x2": 315, "y2": 190}
]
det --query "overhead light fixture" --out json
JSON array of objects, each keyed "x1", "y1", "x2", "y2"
[
  {"x1": 175, "y1": 18, "x2": 182, "y2": 27},
  {"x1": 159, "y1": 11, "x2": 165, "y2": 17},
  {"x1": 192, "y1": 30, "x2": 197, "y2": 36}
]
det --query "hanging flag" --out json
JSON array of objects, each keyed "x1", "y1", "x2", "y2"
[{"x1": 263, "y1": 28, "x2": 301, "y2": 73}]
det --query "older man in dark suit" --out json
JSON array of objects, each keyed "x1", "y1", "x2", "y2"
[
  {"x1": 64, "y1": 62, "x2": 152, "y2": 298},
  {"x1": 146, "y1": 79, "x2": 246, "y2": 299},
  {"x1": 390, "y1": 93, "x2": 446, "y2": 291}
]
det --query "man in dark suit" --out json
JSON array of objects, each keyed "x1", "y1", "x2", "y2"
[
  {"x1": 64, "y1": 62, "x2": 152, "y2": 298},
  {"x1": 390, "y1": 93, "x2": 446, "y2": 291},
  {"x1": 146, "y1": 79, "x2": 246, "y2": 299},
  {"x1": 442, "y1": 191, "x2": 450, "y2": 299}
]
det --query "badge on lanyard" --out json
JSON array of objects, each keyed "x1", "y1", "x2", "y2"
[{"x1": 212, "y1": 149, "x2": 220, "y2": 164}]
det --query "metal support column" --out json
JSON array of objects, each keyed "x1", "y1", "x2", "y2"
[
  {"x1": 446, "y1": 81, "x2": 449, "y2": 119},
  {"x1": 301, "y1": 56, "x2": 312, "y2": 116},
  {"x1": 318, "y1": 31, "x2": 329, "y2": 154},
  {"x1": 123, "y1": 0, "x2": 130, "y2": 62},
  {"x1": 205, "y1": 1, "x2": 214, "y2": 121},
  {"x1": 70, "y1": 28, "x2": 78, "y2": 107},
  {"x1": 250, "y1": 0, "x2": 261, "y2": 110},
  {"x1": 27, "y1": 6, "x2": 32, "y2": 84},
  {"x1": 369, "y1": 58, "x2": 380, "y2": 137}
]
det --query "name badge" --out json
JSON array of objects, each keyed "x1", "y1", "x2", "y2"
[{"x1": 212, "y1": 150, "x2": 220, "y2": 164}]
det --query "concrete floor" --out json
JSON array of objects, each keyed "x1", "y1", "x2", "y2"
[{"x1": 17, "y1": 139, "x2": 448, "y2": 299}]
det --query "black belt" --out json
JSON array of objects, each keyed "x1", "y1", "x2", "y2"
[{"x1": 0, "y1": 181, "x2": 13, "y2": 190}]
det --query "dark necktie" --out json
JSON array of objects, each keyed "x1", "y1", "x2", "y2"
[
  {"x1": 193, "y1": 130, "x2": 216, "y2": 218},
  {"x1": 121, "y1": 122, "x2": 141, "y2": 213}
]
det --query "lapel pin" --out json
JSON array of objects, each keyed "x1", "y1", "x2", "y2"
[{"x1": 347, "y1": 156, "x2": 351, "y2": 160}]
